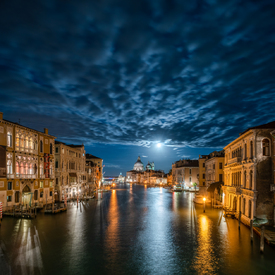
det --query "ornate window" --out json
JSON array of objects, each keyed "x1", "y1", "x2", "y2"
[
  {"x1": 262, "y1": 138, "x2": 270, "y2": 156},
  {"x1": 25, "y1": 137, "x2": 28, "y2": 149},
  {"x1": 249, "y1": 170, "x2": 253, "y2": 190},
  {"x1": 20, "y1": 162, "x2": 24, "y2": 174},
  {"x1": 40, "y1": 163, "x2": 43, "y2": 175},
  {"x1": 16, "y1": 134, "x2": 19, "y2": 147},
  {"x1": 29, "y1": 163, "x2": 33, "y2": 174},
  {"x1": 16, "y1": 162, "x2": 19, "y2": 175},
  {"x1": 244, "y1": 144, "x2": 247, "y2": 159},
  {"x1": 24, "y1": 163, "x2": 27, "y2": 174},
  {"x1": 40, "y1": 140, "x2": 43, "y2": 153},
  {"x1": 20, "y1": 135, "x2": 24, "y2": 148},
  {"x1": 244, "y1": 171, "x2": 246, "y2": 188}
]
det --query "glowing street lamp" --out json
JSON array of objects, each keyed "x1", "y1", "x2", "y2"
[{"x1": 203, "y1": 197, "x2": 206, "y2": 213}]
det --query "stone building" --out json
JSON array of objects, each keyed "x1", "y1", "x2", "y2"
[
  {"x1": 198, "y1": 155, "x2": 208, "y2": 193},
  {"x1": 172, "y1": 159, "x2": 199, "y2": 189},
  {"x1": 86, "y1": 154, "x2": 103, "y2": 191},
  {"x1": 55, "y1": 141, "x2": 86, "y2": 201},
  {"x1": 223, "y1": 121, "x2": 275, "y2": 226},
  {"x1": 0, "y1": 112, "x2": 55, "y2": 208}
]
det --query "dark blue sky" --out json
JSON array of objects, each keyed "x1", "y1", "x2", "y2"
[{"x1": 0, "y1": 0, "x2": 275, "y2": 175}]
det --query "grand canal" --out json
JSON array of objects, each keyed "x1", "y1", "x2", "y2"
[{"x1": 1, "y1": 184, "x2": 275, "y2": 275}]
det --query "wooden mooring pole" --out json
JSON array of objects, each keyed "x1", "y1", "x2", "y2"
[
  {"x1": 260, "y1": 226, "x2": 265, "y2": 253},
  {"x1": 0, "y1": 202, "x2": 2, "y2": 226}
]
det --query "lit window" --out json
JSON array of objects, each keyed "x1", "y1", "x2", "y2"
[{"x1": 7, "y1": 132, "x2": 12, "y2": 147}]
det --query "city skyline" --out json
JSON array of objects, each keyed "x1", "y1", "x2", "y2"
[{"x1": 1, "y1": 0, "x2": 274, "y2": 175}]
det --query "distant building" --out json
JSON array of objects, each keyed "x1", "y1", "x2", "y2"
[
  {"x1": 172, "y1": 159, "x2": 199, "y2": 189},
  {"x1": 55, "y1": 142, "x2": 86, "y2": 201},
  {"x1": 86, "y1": 154, "x2": 103, "y2": 188},
  {"x1": 0, "y1": 112, "x2": 55, "y2": 208},
  {"x1": 223, "y1": 121, "x2": 275, "y2": 226},
  {"x1": 126, "y1": 156, "x2": 165, "y2": 184}
]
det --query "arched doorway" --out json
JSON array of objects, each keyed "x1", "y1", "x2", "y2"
[{"x1": 22, "y1": 185, "x2": 33, "y2": 207}]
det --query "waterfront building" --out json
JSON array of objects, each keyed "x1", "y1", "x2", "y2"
[
  {"x1": 86, "y1": 154, "x2": 103, "y2": 191},
  {"x1": 126, "y1": 156, "x2": 163, "y2": 184},
  {"x1": 55, "y1": 141, "x2": 86, "y2": 201},
  {"x1": 0, "y1": 112, "x2": 55, "y2": 208},
  {"x1": 223, "y1": 121, "x2": 275, "y2": 226},
  {"x1": 172, "y1": 159, "x2": 199, "y2": 189},
  {"x1": 198, "y1": 155, "x2": 208, "y2": 195}
]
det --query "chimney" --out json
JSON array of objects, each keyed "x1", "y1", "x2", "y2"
[
  {"x1": 0, "y1": 112, "x2": 3, "y2": 120},
  {"x1": 44, "y1": 128, "x2": 48, "y2": 135}
]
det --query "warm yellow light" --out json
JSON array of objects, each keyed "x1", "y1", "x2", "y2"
[{"x1": 203, "y1": 197, "x2": 206, "y2": 201}]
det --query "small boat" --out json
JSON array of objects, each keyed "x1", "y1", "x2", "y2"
[{"x1": 173, "y1": 184, "x2": 182, "y2": 192}]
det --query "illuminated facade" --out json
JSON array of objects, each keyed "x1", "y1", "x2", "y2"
[
  {"x1": 172, "y1": 159, "x2": 199, "y2": 188},
  {"x1": 55, "y1": 142, "x2": 86, "y2": 201},
  {"x1": 86, "y1": 154, "x2": 103, "y2": 190},
  {"x1": 0, "y1": 112, "x2": 55, "y2": 208},
  {"x1": 223, "y1": 121, "x2": 275, "y2": 225}
]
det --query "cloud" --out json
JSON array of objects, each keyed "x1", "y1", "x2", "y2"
[{"x1": 0, "y1": 0, "x2": 275, "y2": 154}]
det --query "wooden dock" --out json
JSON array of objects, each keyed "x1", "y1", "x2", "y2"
[{"x1": 44, "y1": 207, "x2": 67, "y2": 214}]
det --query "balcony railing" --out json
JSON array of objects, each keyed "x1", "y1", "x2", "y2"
[
  {"x1": 14, "y1": 174, "x2": 37, "y2": 179},
  {"x1": 7, "y1": 174, "x2": 15, "y2": 179},
  {"x1": 228, "y1": 157, "x2": 241, "y2": 165}
]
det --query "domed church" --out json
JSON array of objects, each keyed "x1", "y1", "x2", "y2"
[{"x1": 133, "y1": 156, "x2": 144, "y2": 171}]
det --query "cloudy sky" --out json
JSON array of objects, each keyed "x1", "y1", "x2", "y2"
[{"x1": 0, "y1": 0, "x2": 275, "y2": 175}]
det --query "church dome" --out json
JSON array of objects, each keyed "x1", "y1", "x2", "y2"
[
  {"x1": 146, "y1": 162, "x2": 152, "y2": 170},
  {"x1": 133, "y1": 156, "x2": 144, "y2": 171}
]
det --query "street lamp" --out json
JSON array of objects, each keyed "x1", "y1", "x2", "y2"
[{"x1": 203, "y1": 197, "x2": 206, "y2": 213}]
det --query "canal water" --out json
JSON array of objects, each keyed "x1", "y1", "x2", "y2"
[{"x1": 1, "y1": 184, "x2": 275, "y2": 275}]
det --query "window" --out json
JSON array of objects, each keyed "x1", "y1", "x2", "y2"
[
  {"x1": 7, "y1": 132, "x2": 12, "y2": 147},
  {"x1": 244, "y1": 171, "x2": 246, "y2": 188},
  {"x1": 40, "y1": 191, "x2": 43, "y2": 198},
  {"x1": 262, "y1": 139, "x2": 270, "y2": 156},
  {"x1": 16, "y1": 134, "x2": 19, "y2": 147},
  {"x1": 7, "y1": 160, "x2": 12, "y2": 174},
  {"x1": 20, "y1": 162, "x2": 24, "y2": 174},
  {"x1": 34, "y1": 190, "x2": 38, "y2": 200},
  {"x1": 244, "y1": 144, "x2": 247, "y2": 159},
  {"x1": 203, "y1": 182, "x2": 205, "y2": 186},
  {"x1": 189, "y1": 177, "x2": 192, "y2": 182},
  {"x1": 8, "y1": 181, "x2": 12, "y2": 190},
  {"x1": 20, "y1": 135, "x2": 24, "y2": 148},
  {"x1": 16, "y1": 162, "x2": 19, "y2": 175},
  {"x1": 40, "y1": 163, "x2": 43, "y2": 175},
  {"x1": 203, "y1": 173, "x2": 205, "y2": 179},
  {"x1": 243, "y1": 198, "x2": 246, "y2": 215},
  {"x1": 248, "y1": 200, "x2": 252, "y2": 219},
  {"x1": 203, "y1": 163, "x2": 205, "y2": 168},
  {"x1": 7, "y1": 196, "x2": 12, "y2": 202},
  {"x1": 213, "y1": 164, "x2": 215, "y2": 169},
  {"x1": 40, "y1": 181, "x2": 43, "y2": 188},
  {"x1": 189, "y1": 169, "x2": 192, "y2": 175},
  {"x1": 50, "y1": 191, "x2": 53, "y2": 196},
  {"x1": 15, "y1": 191, "x2": 20, "y2": 203},
  {"x1": 29, "y1": 137, "x2": 33, "y2": 149},
  {"x1": 219, "y1": 163, "x2": 222, "y2": 169},
  {"x1": 249, "y1": 171, "x2": 253, "y2": 190},
  {"x1": 40, "y1": 140, "x2": 43, "y2": 153},
  {"x1": 56, "y1": 147, "x2": 59, "y2": 153},
  {"x1": 29, "y1": 163, "x2": 33, "y2": 175},
  {"x1": 55, "y1": 161, "x2": 58, "y2": 169},
  {"x1": 50, "y1": 143, "x2": 53, "y2": 154},
  {"x1": 25, "y1": 137, "x2": 28, "y2": 149},
  {"x1": 219, "y1": 174, "x2": 223, "y2": 182},
  {"x1": 62, "y1": 148, "x2": 64, "y2": 154},
  {"x1": 50, "y1": 181, "x2": 53, "y2": 187}
]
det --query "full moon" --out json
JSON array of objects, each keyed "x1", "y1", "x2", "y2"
[{"x1": 157, "y1": 143, "x2": 162, "y2": 148}]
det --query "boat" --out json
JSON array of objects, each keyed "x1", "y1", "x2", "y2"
[{"x1": 173, "y1": 184, "x2": 182, "y2": 192}]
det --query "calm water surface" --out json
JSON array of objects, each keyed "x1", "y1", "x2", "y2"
[{"x1": 1, "y1": 184, "x2": 275, "y2": 275}]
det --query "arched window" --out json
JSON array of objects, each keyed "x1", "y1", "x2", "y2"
[
  {"x1": 244, "y1": 144, "x2": 247, "y2": 159},
  {"x1": 244, "y1": 171, "x2": 246, "y2": 188},
  {"x1": 250, "y1": 141, "x2": 253, "y2": 158},
  {"x1": 50, "y1": 164, "x2": 53, "y2": 176},
  {"x1": 16, "y1": 134, "x2": 19, "y2": 147},
  {"x1": 16, "y1": 162, "x2": 19, "y2": 175},
  {"x1": 243, "y1": 198, "x2": 246, "y2": 215},
  {"x1": 29, "y1": 137, "x2": 33, "y2": 149},
  {"x1": 40, "y1": 163, "x2": 44, "y2": 176},
  {"x1": 25, "y1": 137, "x2": 28, "y2": 148},
  {"x1": 20, "y1": 163, "x2": 24, "y2": 174},
  {"x1": 262, "y1": 138, "x2": 270, "y2": 156},
  {"x1": 34, "y1": 164, "x2": 37, "y2": 174},
  {"x1": 20, "y1": 135, "x2": 24, "y2": 148},
  {"x1": 7, "y1": 132, "x2": 12, "y2": 147},
  {"x1": 40, "y1": 140, "x2": 43, "y2": 153},
  {"x1": 29, "y1": 163, "x2": 33, "y2": 174},
  {"x1": 50, "y1": 143, "x2": 53, "y2": 154},
  {"x1": 249, "y1": 170, "x2": 253, "y2": 190},
  {"x1": 7, "y1": 160, "x2": 12, "y2": 174}
]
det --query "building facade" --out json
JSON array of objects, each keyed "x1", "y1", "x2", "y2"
[
  {"x1": 223, "y1": 122, "x2": 275, "y2": 225},
  {"x1": 0, "y1": 112, "x2": 55, "y2": 208},
  {"x1": 86, "y1": 154, "x2": 103, "y2": 192},
  {"x1": 172, "y1": 159, "x2": 199, "y2": 189},
  {"x1": 55, "y1": 142, "x2": 86, "y2": 201}
]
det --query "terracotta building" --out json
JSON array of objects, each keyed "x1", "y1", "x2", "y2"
[
  {"x1": 0, "y1": 112, "x2": 55, "y2": 208},
  {"x1": 223, "y1": 121, "x2": 275, "y2": 226}
]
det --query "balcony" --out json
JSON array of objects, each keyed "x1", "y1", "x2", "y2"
[
  {"x1": 228, "y1": 157, "x2": 241, "y2": 165},
  {"x1": 7, "y1": 174, "x2": 15, "y2": 179},
  {"x1": 227, "y1": 186, "x2": 242, "y2": 195}
]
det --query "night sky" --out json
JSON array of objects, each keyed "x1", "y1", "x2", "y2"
[{"x1": 0, "y1": 0, "x2": 275, "y2": 176}]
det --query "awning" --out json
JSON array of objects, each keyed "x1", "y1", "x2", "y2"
[
  {"x1": 69, "y1": 173, "x2": 77, "y2": 178},
  {"x1": 207, "y1": 181, "x2": 223, "y2": 193}
]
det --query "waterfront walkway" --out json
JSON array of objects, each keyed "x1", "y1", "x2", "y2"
[{"x1": 254, "y1": 226, "x2": 275, "y2": 246}]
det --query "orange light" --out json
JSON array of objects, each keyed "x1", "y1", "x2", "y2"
[{"x1": 203, "y1": 197, "x2": 206, "y2": 201}]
